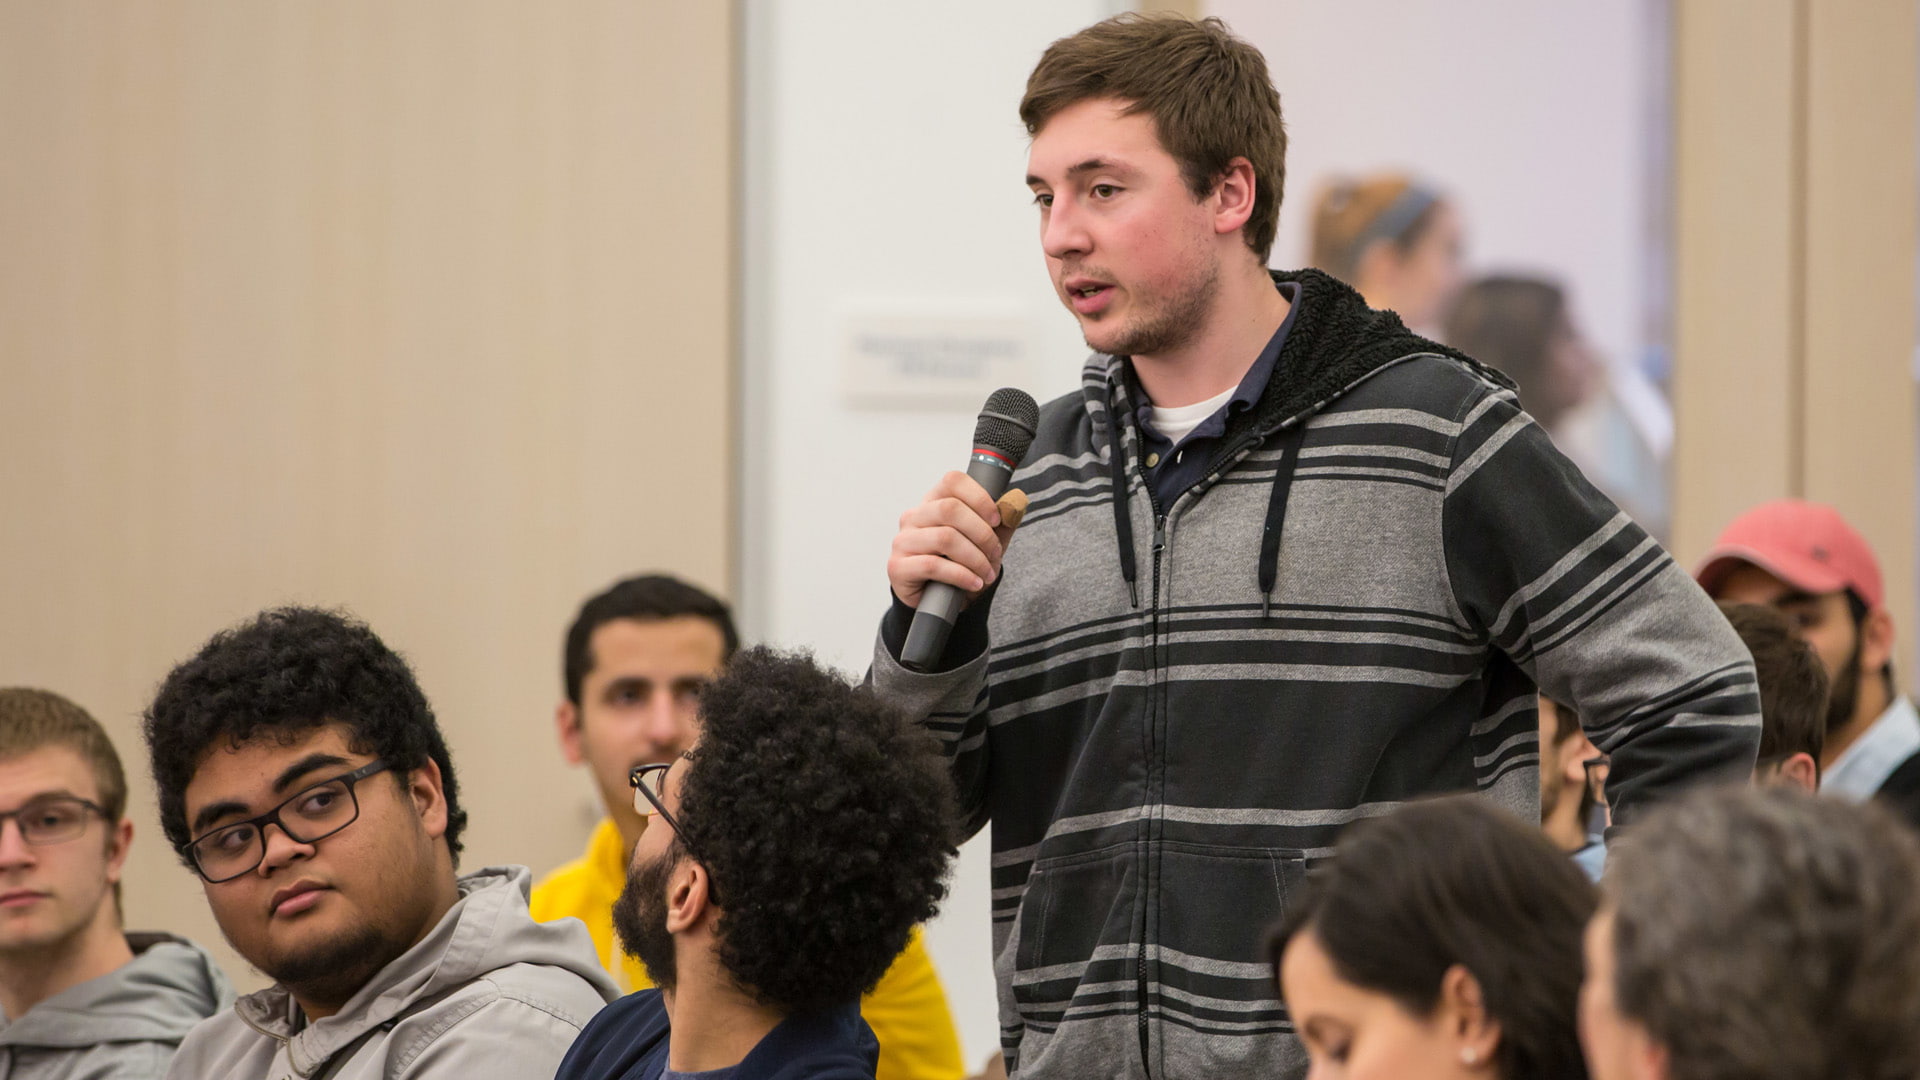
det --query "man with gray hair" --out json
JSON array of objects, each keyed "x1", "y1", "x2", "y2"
[{"x1": 1578, "y1": 786, "x2": 1920, "y2": 1080}]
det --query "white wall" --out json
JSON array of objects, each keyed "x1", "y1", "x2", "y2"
[
  {"x1": 1216, "y1": 0, "x2": 1661, "y2": 384},
  {"x1": 739, "y1": 0, "x2": 1120, "y2": 1063}
]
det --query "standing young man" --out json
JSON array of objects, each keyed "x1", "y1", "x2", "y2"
[
  {"x1": 532, "y1": 574, "x2": 964, "y2": 1080},
  {"x1": 555, "y1": 648, "x2": 957, "y2": 1080},
  {"x1": 871, "y1": 14, "x2": 1761, "y2": 1077},
  {"x1": 0, "y1": 688, "x2": 230, "y2": 1079},
  {"x1": 144, "y1": 607, "x2": 618, "y2": 1080}
]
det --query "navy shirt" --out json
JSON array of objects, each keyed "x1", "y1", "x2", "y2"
[
  {"x1": 555, "y1": 990, "x2": 878, "y2": 1080},
  {"x1": 1129, "y1": 281, "x2": 1299, "y2": 507}
]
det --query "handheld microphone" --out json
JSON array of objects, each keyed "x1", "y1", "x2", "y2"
[{"x1": 900, "y1": 387, "x2": 1040, "y2": 673}]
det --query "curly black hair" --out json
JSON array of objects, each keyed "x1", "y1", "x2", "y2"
[
  {"x1": 143, "y1": 606, "x2": 468, "y2": 866},
  {"x1": 674, "y1": 646, "x2": 957, "y2": 1012}
]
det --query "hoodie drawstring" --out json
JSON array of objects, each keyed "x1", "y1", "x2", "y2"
[
  {"x1": 1259, "y1": 425, "x2": 1308, "y2": 617},
  {"x1": 1108, "y1": 428, "x2": 1140, "y2": 607}
]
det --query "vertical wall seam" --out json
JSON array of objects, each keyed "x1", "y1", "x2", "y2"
[{"x1": 1788, "y1": 0, "x2": 1810, "y2": 498}]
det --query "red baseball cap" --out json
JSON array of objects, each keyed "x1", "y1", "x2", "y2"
[{"x1": 1694, "y1": 499, "x2": 1884, "y2": 610}]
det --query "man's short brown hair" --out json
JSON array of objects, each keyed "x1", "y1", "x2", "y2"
[
  {"x1": 1719, "y1": 602, "x2": 1828, "y2": 769},
  {"x1": 0, "y1": 687, "x2": 127, "y2": 822},
  {"x1": 1020, "y1": 14, "x2": 1287, "y2": 262}
]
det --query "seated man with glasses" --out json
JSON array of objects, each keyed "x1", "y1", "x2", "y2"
[
  {"x1": 555, "y1": 647, "x2": 958, "y2": 1080},
  {"x1": 0, "y1": 688, "x2": 231, "y2": 1078},
  {"x1": 143, "y1": 607, "x2": 619, "y2": 1080}
]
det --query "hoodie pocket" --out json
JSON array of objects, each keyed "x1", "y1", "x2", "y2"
[{"x1": 1008, "y1": 845, "x2": 1141, "y2": 1043}]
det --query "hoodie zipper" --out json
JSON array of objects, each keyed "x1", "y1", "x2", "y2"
[{"x1": 1137, "y1": 484, "x2": 1167, "y2": 1078}]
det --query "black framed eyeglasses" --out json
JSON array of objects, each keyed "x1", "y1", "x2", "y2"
[
  {"x1": 628, "y1": 761, "x2": 685, "y2": 837},
  {"x1": 0, "y1": 796, "x2": 108, "y2": 847},
  {"x1": 185, "y1": 760, "x2": 391, "y2": 883},
  {"x1": 1583, "y1": 753, "x2": 1611, "y2": 804}
]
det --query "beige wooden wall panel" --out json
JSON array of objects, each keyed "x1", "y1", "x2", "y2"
[
  {"x1": 1669, "y1": 0, "x2": 1800, "y2": 564},
  {"x1": 0, "y1": 1, "x2": 735, "y2": 991},
  {"x1": 1801, "y1": 0, "x2": 1918, "y2": 654}
]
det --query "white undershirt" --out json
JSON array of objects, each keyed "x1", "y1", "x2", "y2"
[{"x1": 1148, "y1": 384, "x2": 1237, "y2": 447}]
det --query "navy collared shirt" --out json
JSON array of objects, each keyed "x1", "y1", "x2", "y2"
[{"x1": 1129, "y1": 281, "x2": 1299, "y2": 507}]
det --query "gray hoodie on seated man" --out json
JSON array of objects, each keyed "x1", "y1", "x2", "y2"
[
  {"x1": 0, "y1": 688, "x2": 232, "y2": 1080},
  {"x1": 141, "y1": 607, "x2": 619, "y2": 1080}
]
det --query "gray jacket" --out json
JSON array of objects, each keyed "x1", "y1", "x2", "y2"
[
  {"x1": 0, "y1": 933, "x2": 233, "y2": 1080},
  {"x1": 871, "y1": 269, "x2": 1761, "y2": 1078},
  {"x1": 163, "y1": 865, "x2": 618, "y2": 1080}
]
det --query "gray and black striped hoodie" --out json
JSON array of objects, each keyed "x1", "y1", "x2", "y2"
[{"x1": 872, "y1": 269, "x2": 1760, "y2": 1080}]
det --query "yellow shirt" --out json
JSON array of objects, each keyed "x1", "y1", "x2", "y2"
[{"x1": 531, "y1": 818, "x2": 965, "y2": 1080}]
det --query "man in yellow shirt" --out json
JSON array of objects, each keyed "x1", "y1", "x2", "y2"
[{"x1": 532, "y1": 574, "x2": 964, "y2": 1080}]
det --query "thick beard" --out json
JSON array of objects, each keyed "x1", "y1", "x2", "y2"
[
  {"x1": 1081, "y1": 256, "x2": 1219, "y2": 359},
  {"x1": 612, "y1": 846, "x2": 678, "y2": 992},
  {"x1": 1826, "y1": 638, "x2": 1864, "y2": 739},
  {"x1": 258, "y1": 920, "x2": 404, "y2": 1012}
]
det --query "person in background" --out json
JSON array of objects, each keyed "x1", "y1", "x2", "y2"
[
  {"x1": 144, "y1": 607, "x2": 618, "y2": 1080},
  {"x1": 1579, "y1": 787, "x2": 1920, "y2": 1080},
  {"x1": 1446, "y1": 275, "x2": 1668, "y2": 538},
  {"x1": 0, "y1": 688, "x2": 231, "y2": 1079},
  {"x1": 1536, "y1": 697, "x2": 1605, "y2": 881},
  {"x1": 1697, "y1": 499, "x2": 1920, "y2": 827},
  {"x1": 555, "y1": 648, "x2": 958, "y2": 1080},
  {"x1": 1269, "y1": 796, "x2": 1595, "y2": 1080},
  {"x1": 532, "y1": 574, "x2": 964, "y2": 1080},
  {"x1": 1308, "y1": 173, "x2": 1465, "y2": 337},
  {"x1": 1718, "y1": 602, "x2": 1827, "y2": 792},
  {"x1": 1444, "y1": 277, "x2": 1600, "y2": 439}
]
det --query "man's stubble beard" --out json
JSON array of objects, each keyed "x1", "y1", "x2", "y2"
[
  {"x1": 1826, "y1": 636, "x2": 1864, "y2": 740},
  {"x1": 257, "y1": 917, "x2": 409, "y2": 1011},
  {"x1": 612, "y1": 844, "x2": 679, "y2": 992},
  {"x1": 1077, "y1": 250, "x2": 1220, "y2": 360}
]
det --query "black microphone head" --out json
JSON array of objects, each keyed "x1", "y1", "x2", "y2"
[{"x1": 974, "y1": 388, "x2": 1040, "y2": 464}]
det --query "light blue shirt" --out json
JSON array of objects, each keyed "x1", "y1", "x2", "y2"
[
  {"x1": 1571, "y1": 837, "x2": 1608, "y2": 883},
  {"x1": 1822, "y1": 696, "x2": 1920, "y2": 802}
]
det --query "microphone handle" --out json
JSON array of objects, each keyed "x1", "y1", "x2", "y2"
[{"x1": 900, "y1": 450, "x2": 1017, "y2": 672}]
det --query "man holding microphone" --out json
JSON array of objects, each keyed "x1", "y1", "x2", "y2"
[{"x1": 871, "y1": 13, "x2": 1761, "y2": 1079}]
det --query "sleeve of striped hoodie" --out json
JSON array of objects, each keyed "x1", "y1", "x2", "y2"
[
  {"x1": 1442, "y1": 381, "x2": 1762, "y2": 826},
  {"x1": 869, "y1": 591, "x2": 996, "y2": 839}
]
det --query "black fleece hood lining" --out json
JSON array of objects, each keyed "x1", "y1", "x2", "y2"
[{"x1": 1093, "y1": 268, "x2": 1513, "y2": 612}]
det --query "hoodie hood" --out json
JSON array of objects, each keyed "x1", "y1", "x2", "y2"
[
  {"x1": 1084, "y1": 267, "x2": 1508, "y2": 446},
  {"x1": 233, "y1": 865, "x2": 617, "y2": 1075},
  {"x1": 1082, "y1": 267, "x2": 1514, "y2": 611},
  {"x1": 0, "y1": 933, "x2": 232, "y2": 1049}
]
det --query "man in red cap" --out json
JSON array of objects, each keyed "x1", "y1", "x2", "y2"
[{"x1": 1697, "y1": 500, "x2": 1920, "y2": 828}]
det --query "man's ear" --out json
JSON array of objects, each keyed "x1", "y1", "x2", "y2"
[
  {"x1": 665, "y1": 859, "x2": 714, "y2": 934},
  {"x1": 1561, "y1": 727, "x2": 1600, "y2": 788},
  {"x1": 1861, "y1": 606, "x2": 1896, "y2": 676},
  {"x1": 1210, "y1": 157, "x2": 1257, "y2": 240},
  {"x1": 1436, "y1": 963, "x2": 1501, "y2": 1068},
  {"x1": 105, "y1": 817, "x2": 134, "y2": 883},
  {"x1": 555, "y1": 700, "x2": 586, "y2": 766},
  {"x1": 407, "y1": 757, "x2": 450, "y2": 839},
  {"x1": 1776, "y1": 752, "x2": 1820, "y2": 793}
]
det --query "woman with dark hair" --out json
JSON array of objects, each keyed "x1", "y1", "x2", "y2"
[
  {"x1": 1269, "y1": 796, "x2": 1596, "y2": 1080},
  {"x1": 1444, "y1": 276, "x2": 1601, "y2": 436}
]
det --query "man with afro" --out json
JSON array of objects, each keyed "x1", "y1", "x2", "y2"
[
  {"x1": 555, "y1": 646, "x2": 958, "y2": 1080},
  {"x1": 144, "y1": 607, "x2": 618, "y2": 1080}
]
